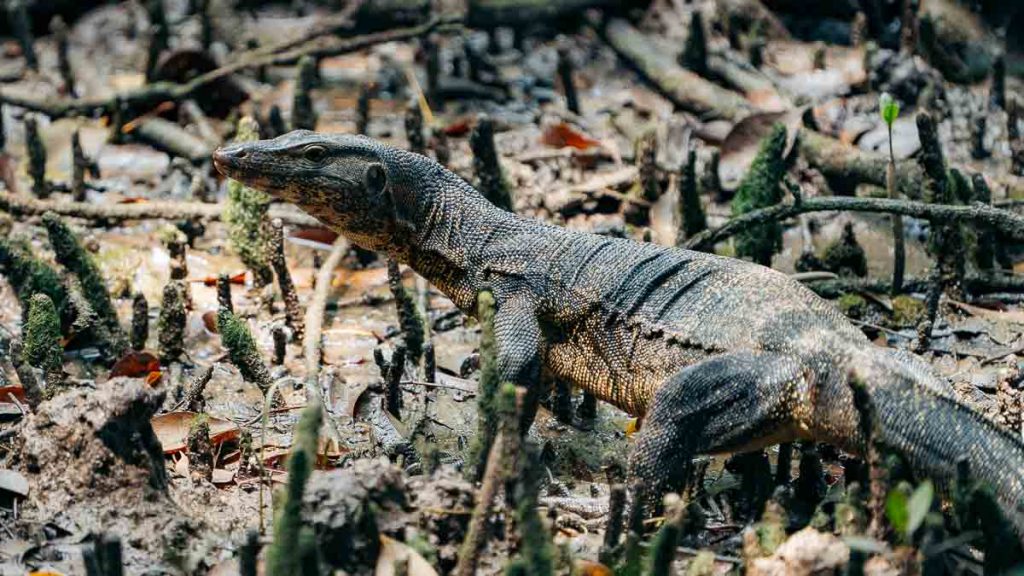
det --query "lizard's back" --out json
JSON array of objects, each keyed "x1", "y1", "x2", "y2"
[{"x1": 493, "y1": 225, "x2": 869, "y2": 414}]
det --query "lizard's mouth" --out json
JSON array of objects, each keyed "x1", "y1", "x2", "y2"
[{"x1": 213, "y1": 144, "x2": 278, "y2": 194}]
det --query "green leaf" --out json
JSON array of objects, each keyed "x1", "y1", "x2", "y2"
[
  {"x1": 885, "y1": 482, "x2": 911, "y2": 538},
  {"x1": 880, "y1": 92, "x2": 900, "y2": 126},
  {"x1": 906, "y1": 480, "x2": 934, "y2": 537}
]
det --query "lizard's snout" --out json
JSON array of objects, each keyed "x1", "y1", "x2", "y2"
[{"x1": 212, "y1": 144, "x2": 249, "y2": 178}]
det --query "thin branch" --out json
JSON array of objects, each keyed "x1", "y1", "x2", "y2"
[
  {"x1": 683, "y1": 196, "x2": 1024, "y2": 251},
  {"x1": 303, "y1": 236, "x2": 349, "y2": 444},
  {"x1": 0, "y1": 15, "x2": 462, "y2": 119},
  {"x1": 0, "y1": 190, "x2": 319, "y2": 226}
]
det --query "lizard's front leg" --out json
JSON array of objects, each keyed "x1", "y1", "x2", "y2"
[{"x1": 492, "y1": 294, "x2": 544, "y2": 433}]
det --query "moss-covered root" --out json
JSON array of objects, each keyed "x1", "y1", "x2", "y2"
[
  {"x1": 680, "y1": 11, "x2": 708, "y2": 76},
  {"x1": 270, "y1": 219, "x2": 304, "y2": 343},
  {"x1": 731, "y1": 123, "x2": 788, "y2": 266},
  {"x1": 217, "y1": 309, "x2": 274, "y2": 393},
  {"x1": 387, "y1": 259, "x2": 425, "y2": 365},
  {"x1": 224, "y1": 116, "x2": 274, "y2": 287},
  {"x1": 405, "y1": 99, "x2": 426, "y2": 156},
  {"x1": 267, "y1": 402, "x2": 323, "y2": 576},
  {"x1": 131, "y1": 292, "x2": 149, "y2": 351},
  {"x1": 822, "y1": 222, "x2": 868, "y2": 277},
  {"x1": 0, "y1": 238, "x2": 70, "y2": 327},
  {"x1": 24, "y1": 114, "x2": 48, "y2": 198},
  {"x1": 292, "y1": 56, "x2": 319, "y2": 132},
  {"x1": 41, "y1": 212, "x2": 127, "y2": 356},
  {"x1": 186, "y1": 414, "x2": 213, "y2": 482},
  {"x1": 646, "y1": 495, "x2": 688, "y2": 576},
  {"x1": 505, "y1": 428, "x2": 555, "y2": 575},
  {"x1": 158, "y1": 281, "x2": 187, "y2": 364},
  {"x1": 467, "y1": 290, "x2": 500, "y2": 481},
  {"x1": 470, "y1": 114, "x2": 514, "y2": 212},
  {"x1": 633, "y1": 130, "x2": 660, "y2": 203},
  {"x1": 22, "y1": 293, "x2": 64, "y2": 391},
  {"x1": 677, "y1": 147, "x2": 707, "y2": 245}
]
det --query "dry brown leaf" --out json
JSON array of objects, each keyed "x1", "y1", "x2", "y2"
[
  {"x1": 190, "y1": 271, "x2": 246, "y2": 287},
  {"x1": 375, "y1": 535, "x2": 438, "y2": 576},
  {"x1": 110, "y1": 350, "x2": 161, "y2": 379},
  {"x1": 152, "y1": 412, "x2": 240, "y2": 454},
  {"x1": 575, "y1": 559, "x2": 614, "y2": 576},
  {"x1": 950, "y1": 300, "x2": 1024, "y2": 325},
  {"x1": 541, "y1": 122, "x2": 602, "y2": 150}
]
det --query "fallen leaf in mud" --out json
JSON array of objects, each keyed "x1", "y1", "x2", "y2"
[
  {"x1": 0, "y1": 385, "x2": 26, "y2": 403},
  {"x1": 443, "y1": 119, "x2": 472, "y2": 137},
  {"x1": 718, "y1": 110, "x2": 802, "y2": 191},
  {"x1": 191, "y1": 271, "x2": 247, "y2": 286},
  {"x1": 288, "y1": 227, "x2": 339, "y2": 251},
  {"x1": 202, "y1": 311, "x2": 219, "y2": 334},
  {"x1": 146, "y1": 371, "x2": 163, "y2": 386},
  {"x1": 110, "y1": 350, "x2": 161, "y2": 378},
  {"x1": 375, "y1": 535, "x2": 438, "y2": 576},
  {"x1": 0, "y1": 469, "x2": 29, "y2": 498},
  {"x1": 212, "y1": 468, "x2": 236, "y2": 485},
  {"x1": 152, "y1": 412, "x2": 240, "y2": 454},
  {"x1": 117, "y1": 197, "x2": 149, "y2": 204},
  {"x1": 575, "y1": 560, "x2": 614, "y2": 576},
  {"x1": 950, "y1": 300, "x2": 1024, "y2": 325},
  {"x1": 541, "y1": 122, "x2": 602, "y2": 150}
]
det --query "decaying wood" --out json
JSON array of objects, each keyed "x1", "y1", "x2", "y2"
[{"x1": 602, "y1": 18, "x2": 753, "y2": 122}]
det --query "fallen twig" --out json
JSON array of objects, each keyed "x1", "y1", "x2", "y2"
[
  {"x1": 303, "y1": 236, "x2": 349, "y2": 444},
  {"x1": 0, "y1": 15, "x2": 461, "y2": 120},
  {"x1": 683, "y1": 196, "x2": 1024, "y2": 251},
  {"x1": 0, "y1": 190, "x2": 319, "y2": 226}
]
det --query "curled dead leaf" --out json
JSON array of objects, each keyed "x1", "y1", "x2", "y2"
[
  {"x1": 575, "y1": 560, "x2": 614, "y2": 576},
  {"x1": 541, "y1": 122, "x2": 602, "y2": 150},
  {"x1": 152, "y1": 411, "x2": 240, "y2": 454},
  {"x1": 110, "y1": 350, "x2": 161, "y2": 378},
  {"x1": 202, "y1": 310, "x2": 219, "y2": 334}
]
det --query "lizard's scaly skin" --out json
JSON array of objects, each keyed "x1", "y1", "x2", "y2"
[{"x1": 214, "y1": 132, "x2": 1024, "y2": 539}]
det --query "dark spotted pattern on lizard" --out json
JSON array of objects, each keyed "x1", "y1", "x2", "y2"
[{"x1": 214, "y1": 131, "x2": 1024, "y2": 539}]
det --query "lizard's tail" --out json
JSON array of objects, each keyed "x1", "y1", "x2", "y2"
[{"x1": 863, "y1": 352, "x2": 1024, "y2": 541}]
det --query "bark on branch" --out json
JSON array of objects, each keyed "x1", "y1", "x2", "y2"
[
  {"x1": 0, "y1": 190, "x2": 320, "y2": 227},
  {"x1": 683, "y1": 195, "x2": 1024, "y2": 251},
  {"x1": 0, "y1": 15, "x2": 461, "y2": 119}
]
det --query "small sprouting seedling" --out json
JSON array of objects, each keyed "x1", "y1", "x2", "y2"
[
  {"x1": 879, "y1": 92, "x2": 905, "y2": 294},
  {"x1": 218, "y1": 309, "x2": 273, "y2": 393},
  {"x1": 885, "y1": 479, "x2": 933, "y2": 544}
]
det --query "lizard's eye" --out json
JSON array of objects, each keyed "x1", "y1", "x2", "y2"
[
  {"x1": 303, "y1": 145, "x2": 327, "y2": 163},
  {"x1": 365, "y1": 163, "x2": 387, "y2": 195}
]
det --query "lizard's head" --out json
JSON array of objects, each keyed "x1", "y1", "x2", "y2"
[{"x1": 213, "y1": 130, "x2": 418, "y2": 252}]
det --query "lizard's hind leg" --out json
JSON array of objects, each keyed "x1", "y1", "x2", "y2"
[{"x1": 629, "y1": 351, "x2": 809, "y2": 513}]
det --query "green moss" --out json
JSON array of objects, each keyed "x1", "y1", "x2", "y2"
[
  {"x1": 837, "y1": 294, "x2": 867, "y2": 320},
  {"x1": 731, "y1": 124, "x2": 788, "y2": 266},
  {"x1": 890, "y1": 295, "x2": 925, "y2": 328},
  {"x1": 41, "y1": 212, "x2": 126, "y2": 355},
  {"x1": 224, "y1": 117, "x2": 274, "y2": 287},
  {"x1": 0, "y1": 238, "x2": 70, "y2": 327},
  {"x1": 218, "y1": 309, "x2": 273, "y2": 392},
  {"x1": 822, "y1": 223, "x2": 867, "y2": 277},
  {"x1": 267, "y1": 402, "x2": 322, "y2": 576},
  {"x1": 22, "y1": 293, "x2": 63, "y2": 388},
  {"x1": 646, "y1": 506, "x2": 684, "y2": 576},
  {"x1": 467, "y1": 290, "x2": 499, "y2": 480},
  {"x1": 158, "y1": 281, "x2": 187, "y2": 363}
]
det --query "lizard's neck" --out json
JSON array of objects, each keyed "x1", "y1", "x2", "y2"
[{"x1": 398, "y1": 176, "x2": 525, "y2": 314}]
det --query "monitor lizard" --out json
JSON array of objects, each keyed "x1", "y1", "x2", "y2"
[{"x1": 214, "y1": 131, "x2": 1024, "y2": 538}]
